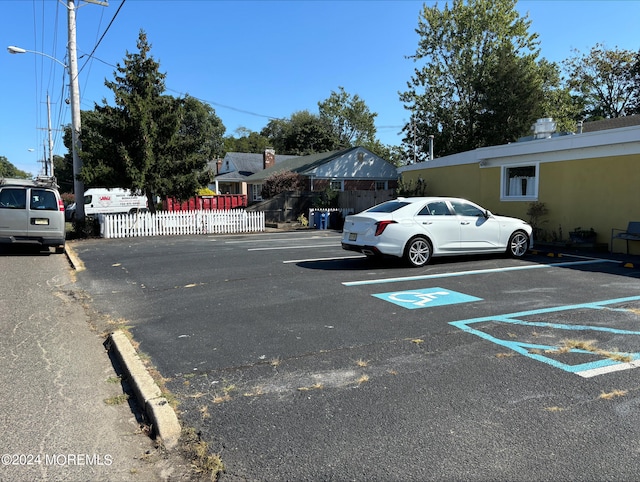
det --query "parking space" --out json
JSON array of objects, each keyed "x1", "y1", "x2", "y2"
[{"x1": 71, "y1": 232, "x2": 640, "y2": 480}]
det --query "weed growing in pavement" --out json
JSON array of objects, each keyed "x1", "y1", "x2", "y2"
[
  {"x1": 357, "y1": 375, "x2": 370, "y2": 385},
  {"x1": 104, "y1": 393, "x2": 129, "y2": 405},
  {"x1": 599, "y1": 389, "x2": 628, "y2": 400},
  {"x1": 544, "y1": 406, "x2": 564, "y2": 412},
  {"x1": 213, "y1": 394, "x2": 232, "y2": 404},
  {"x1": 180, "y1": 427, "x2": 224, "y2": 481},
  {"x1": 546, "y1": 339, "x2": 633, "y2": 363}
]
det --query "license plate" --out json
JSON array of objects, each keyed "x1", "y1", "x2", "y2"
[
  {"x1": 349, "y1": 233, "x2": 357, "y2": 241},
  {"x1": 33, "y1": 218, "x2": 49, "y2": 225}
]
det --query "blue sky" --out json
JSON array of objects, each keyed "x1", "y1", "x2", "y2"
[{"x1": 2, "y1": 0, "x2": 639, "y2": 176}]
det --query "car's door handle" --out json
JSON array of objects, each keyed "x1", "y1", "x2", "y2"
[
  {"x1": 460, "y1": 221, "x2": 470, "y2": 225},
  {"x1": 422, "y1": 221, "x2": 433, "y2": 225}
]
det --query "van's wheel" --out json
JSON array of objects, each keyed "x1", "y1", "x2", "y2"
[
  {"x1": 404, "y1": 236, "x2": 432, "y2": 267},
  {"x1": 507, "y1": 230, "x2": 529, "y2": 258},
  {"x1": 55, "y1": 245, "x2": 65, "y2": 254}
]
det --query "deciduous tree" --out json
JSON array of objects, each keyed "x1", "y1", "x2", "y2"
[
  {"x1": 564, "y1": 44, "x2": 639, "y2": 120},
  {"x1": 399, "y1": 0, "x2": 562, "y2": 159}
]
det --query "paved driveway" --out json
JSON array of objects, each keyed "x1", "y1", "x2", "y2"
[{"x1": 72, "y1": 232, "x2": 640, "y2": 480}]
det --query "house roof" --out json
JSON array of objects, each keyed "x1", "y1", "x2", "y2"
[
  {"x1": 581, "y1": 115, "x2": 640, "y2": 133},
  {"x1": 246, "y1": 147, "x2": 393, "y2": 183},
  {"x1": 210, "y1": 152, "x2": 297, "y2": 180}
]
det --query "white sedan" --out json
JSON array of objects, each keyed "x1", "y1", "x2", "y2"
[{"x1": 341, "y1": 197, "x2": 533, "y2": 267}]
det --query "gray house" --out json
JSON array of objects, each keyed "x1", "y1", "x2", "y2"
[
  {"x1": 209, "y1": 149, "x2": 296, "y2": 200},
  {"x1": 245, "y1": 146, "x2": 398, "y2": 200}
]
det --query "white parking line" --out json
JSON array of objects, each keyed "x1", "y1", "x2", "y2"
[
  {"x1": 248, "y1": 244, "x2": 339, "y2": 251},
  {"x1": 342, "y1": 258, "x2": 619, "y2": 286},
  {"x1": 224, "y1": 235, "x2": 340, "y2": 244},
  {"x1": 283, "y1": 255, "x2": 366, "y2": 264},
  {"x1": 577, "y1": 360, "x2": 640, "y2": 378}
]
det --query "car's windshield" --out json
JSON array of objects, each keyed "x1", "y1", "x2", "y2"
[{"x1": 367, "y1": 201, "x2": 411, "y2": 213}]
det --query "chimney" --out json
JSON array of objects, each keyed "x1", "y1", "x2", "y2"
[
  {"x1": 263, "y1": 148, "x2": 275, "y2": 170},
  {"x1": 216, "y1": 158, "x2": 222, "y2": 174}
]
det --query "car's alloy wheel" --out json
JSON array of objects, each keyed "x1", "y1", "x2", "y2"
[
  {"x1": 405, "y1": 236, "x2": 432, "y2": 267},
  {"x1": 508, "y1": 231, "x2": 529, "y2": 258}
]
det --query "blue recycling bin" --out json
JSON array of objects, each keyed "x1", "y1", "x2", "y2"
[
  {"x1": 314, "y1": 211, "x2": 328, "y2": 229},
  {"x1": 320, "y1": 212, "x2": 328, "y2": 230}
]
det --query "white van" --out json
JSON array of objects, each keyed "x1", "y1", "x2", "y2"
[{"x1": 67, "y1": 188, "x2": 148, "y2": 218}]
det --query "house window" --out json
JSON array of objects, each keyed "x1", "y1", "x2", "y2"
[
  {"x1": 501, "y1": 164, "x2": 538, "y2": 200},
  {"x1": 251, "y1": 184, "x2": 262, "y2": 202},
  {"x1": 375, "y1": 181, "x2": 387, "y2": 190},
  {"x1": 329, "y1": 180, "x2": 343, "y2": 191}
]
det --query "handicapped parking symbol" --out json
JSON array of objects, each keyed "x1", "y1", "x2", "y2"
[{"x1": 373, "y1": 287, "x2": 482, "y2": 310}]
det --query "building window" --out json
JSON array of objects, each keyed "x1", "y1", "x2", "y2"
[
  {"x1": 330, "y1": 180, "x2": 343, "y2": 191},
  {"x1": 375, "y1": 181, "x2": 387, "y2": 190},
  {"x1": 501, "y1": 164, "x2": 538, "y2": 200},
  {"x1": 251, "y1": 184, "x2": 262, "y2": 202}
]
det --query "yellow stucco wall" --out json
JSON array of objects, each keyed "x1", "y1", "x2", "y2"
[{"x1": 401, "y1": 153, "x2": 640, "y2": 254}]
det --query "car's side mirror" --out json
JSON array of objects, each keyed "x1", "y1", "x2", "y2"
[{"x1": 484, "y1": 210, "x2": 492, "y2": 219}]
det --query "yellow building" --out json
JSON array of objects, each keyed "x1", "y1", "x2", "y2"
[{"x1": 398, "y1": 117, "x2": 640, "y2": 254}]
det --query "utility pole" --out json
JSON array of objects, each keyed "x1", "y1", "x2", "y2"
[
  {"x1": 67, "y1": 0, "x2": 84, "y2": 220},
  {"x1": 47, "y1": 93, "x2": 54, "y2": 177}
]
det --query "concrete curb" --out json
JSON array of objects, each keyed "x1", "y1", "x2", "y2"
[
  {"x1": 108, "y1": 330, "x2": 181, "y2": 450},
  {"x1": 64, "y1": 243, "x2": 181, "y2": 449}
]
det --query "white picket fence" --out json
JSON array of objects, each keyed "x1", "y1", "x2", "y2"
[{"x1": 99, "y1": 209, "x2": 265, "y2": 239}]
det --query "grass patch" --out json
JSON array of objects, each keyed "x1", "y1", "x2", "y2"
[
  {"x1": 544, "y1": 339, "x2": 633, "y2": 363},
  {"x1": 599, "y1": 389, "x2": 628, "y2": 400},
  {"x1": 243, "y1": 386, "x2": 266, "y2": 397},
  {"x1": 199, "y1": 405, "x2": 210, "y2": 420},
  {"x1": 106, "y1": 375, "x2": 122, "y2": 384},
  {"x1": 213, "y1": 394, "x2": 232, "y2": 404},
  {"x1": 357, "y1": 374, "x2": 370, "y2": 385},
  {"x1": 544, "y1": 406, "x2": 564, "y2": 412},
  {"x1": 298, "y1": 383, "x2": 323, "y2": 392},
  {"x1": 410, "y1": 338, "x2": 425, "y2": 345},
  {"x1": 495, "y1": 352, "x2": 515, "y2": 358},
  {"x1": 104, "y1": 393, "x2": 129, "y2": 405},
  {"x1": 355, "y1": 358, "x2": 369, "y2": 368},
  {"x1": 180, "y1": 427, "x2": 224, "y2": 480}
]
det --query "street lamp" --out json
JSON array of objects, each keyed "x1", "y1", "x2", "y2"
[
  {"x1": 8, "y1": 38, "x2": 85, "y2": 220},
  {"x1": 7, "y1": 46, "x2": 67, "y2": 68}
]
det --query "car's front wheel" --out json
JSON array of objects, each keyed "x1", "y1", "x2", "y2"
[
  {"x1": 507, "y1": 230, "x2": 529, "y2": 258},
  {"x1": 404, "y1": 236, "x2": 432, "y2": 267}
]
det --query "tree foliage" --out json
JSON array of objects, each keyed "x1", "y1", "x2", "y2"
[
  {"x1": 260, "y1": 170, "x2": 306, "y2": 199},
  {"x1": 73, "y1": 30, "x2": 224, "y2": 212},
  {"x1": 0, "y1": 156, "x2": 31, "y2": 179},
  {"x1": 318, "y1": 86, "x2": 377, "y2": 147},
  {"x1": 564, "y1": 44, "x2": 640, "y2": 120},
  {"x1": 223, "y1": 128, "x2": 271, "y2": 154},
  {"x1": 261, "y1": 110, "x2": 337, "y2": 155},
  {"x1": 260, "y1": 88, "x2": 380, "y2": 156},
  {"x1": 400, "y1": 0, "x2": 562, "y2": 159}
]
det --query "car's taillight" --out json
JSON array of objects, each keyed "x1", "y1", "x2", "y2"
[
  {"x1": 58, "y1": 199, "x2": 65, "y2": 212},
  {"x1": 374, "y1": 220, "x2": 396, "y2": 236}
]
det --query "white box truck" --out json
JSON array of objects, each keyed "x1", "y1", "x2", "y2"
[{"x1": 66, "y1": 188, "x2": 148, "y2": 219}]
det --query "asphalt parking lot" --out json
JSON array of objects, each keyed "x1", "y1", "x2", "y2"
[{"x1": 72, "y1": 231, "x2": 640, "y2": 480}]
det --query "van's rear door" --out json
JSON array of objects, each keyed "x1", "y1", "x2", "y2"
[{"x1": 27, "y1": 188, "x2": 64, "y2": 239}]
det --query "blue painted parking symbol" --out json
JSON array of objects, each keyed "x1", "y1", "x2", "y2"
[{"x1": 373, "y1": 287, "x2": 482, "y2": 310}]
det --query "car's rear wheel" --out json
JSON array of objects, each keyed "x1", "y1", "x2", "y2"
[
  {"x1": 507, "y1": 230, "x2": 529, "y2": 258},
  {"x1": 404, "y1": 236, "x2": 432, "y2": 267}
]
